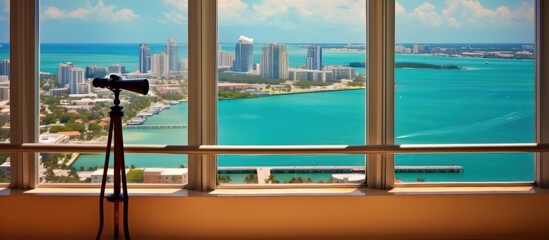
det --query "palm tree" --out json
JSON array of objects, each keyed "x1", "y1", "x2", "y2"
[
  {"x1": 218, "y1": 175, "x2": 232, "y2": 184},
  {"x1": 265, "y1": 174, "x2": 280, "y2": 184},
  {"x1": 244, "y1": 173, "x2": 258, "y2": 184}
]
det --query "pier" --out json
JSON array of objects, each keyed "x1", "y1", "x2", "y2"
[
  {"x1": 395, "y1": 165, "x2": 464, "y2": 173},
  {"x1": 123, "y1": 124, "x2": 187, "y2": 129},
  {"x1": 218, "y1": 165, "x2": 464, "y2": 176}
]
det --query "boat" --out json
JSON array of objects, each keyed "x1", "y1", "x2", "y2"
[
  {"x1": 126, "y1": 117, "x2": 145, "y2": 125},
  {"x1": 149, "y1": 106, "x2": 162, "y2": 114},
  {"x1": 137, "y1": 112, "x2": 153, "y2": 117},
  {"x1": 169, "y1": 100, "x2": 178, "y2": 105},
  {"x1": 484, "y1": 61, "x2": 490, "y2": 64}
]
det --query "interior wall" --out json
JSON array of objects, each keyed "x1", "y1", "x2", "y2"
[{"x1": 1, "y1": 191, "x2": 548, "y2": 239}]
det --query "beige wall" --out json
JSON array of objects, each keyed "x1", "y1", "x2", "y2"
[{"x1": 1, "y1": 190, "x2": 548, "y2": 239}]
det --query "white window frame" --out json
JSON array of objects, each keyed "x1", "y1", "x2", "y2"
[{"x1": 1, "y1": 0, "x2": 548, "y2": 191}]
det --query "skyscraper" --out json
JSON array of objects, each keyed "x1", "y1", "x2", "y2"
[
  {"x1": 68, "y1": 67, "x2": 84, "y2": 94},
  {"x1": 232, "y1": 35, "x2": 254, "y2": 72},
  {"x1": 151, "y1": 53, "x2": 169, "y2": 77},
  {"x1": 139, "y1": 43, "x2": 151, "y2": 73},
  {"x1": 57, "y1": 62, "x2": 74, "y2": 86},
  {"x1": 260, "y1": 43, "x2": 289, "y2": 80},
  {"x1": 165, "y1": 39, "x2": 178, "y2": 72},
  {"x1": 306, "y1": 45, "x2": 322, "y2": 70},
  {"x1": 0, "y1": 59, "x2": 9, "y2": 78}
]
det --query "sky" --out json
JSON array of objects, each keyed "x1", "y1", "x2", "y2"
[{"x1": 0, "y1": 0, "x2": 536, "y2": 44}]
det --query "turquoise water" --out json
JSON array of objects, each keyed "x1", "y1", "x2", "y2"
[{"x1": 17, "y1": 43, "x2": 535, "y2": 182}]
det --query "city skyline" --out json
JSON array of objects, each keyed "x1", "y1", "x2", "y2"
[{"x1": 0, "y1": 0, "x2": 535, "y2": 44}]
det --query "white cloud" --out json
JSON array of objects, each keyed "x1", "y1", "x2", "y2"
[
  {"x1": 399, "y1": 0, "x2": 534, "y2": 29},
  {"x1": 252, "y1": 0, "x2": 289, "y2": 20},
  {"x1": 413, "y1": 2, "x2": 443, "y2": 26},
  {"x1": 161, "y1": 0, "x2": 188, "y2": 25},
  {"x1": 512, "y1": 1, "x2": 535, "y2": 21},
  {"x1": 66, "y1": 8, "x2": 91, "y2": 20},
  {"x1": 162, "y1": 11, "x2": 187, "y2": 25},
  {"x1": 219, "y1": 0, "x2": 248, "y2": 21},
  {"x1": 395, "y1": 2, "x2": 406, "y2": 16},
  {"x1": 163, "y1": 0, "x2": 188, "y2": 11},
  {"x1": 448, "y1": 17, "x2": 461, "y2": 28},
  {"x1": 44, "y1": 7, "x2": 65, "y2": 20},
  {"x1": 244, "y1": 0, "x2": 365, "y2": 26},
  {"x1": 42, "y1": 1, "x2": 139, "y2": 22},
  {"x1": 111, "y1": 8, "x2": 139, "y2": 22}
]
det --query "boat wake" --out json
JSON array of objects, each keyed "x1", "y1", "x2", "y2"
[
  {"x1": 397, "y1": 110, "x2": 532, "y2": 139},
  {"x1": 452, "y1": 92, "x2": 496, "y2": 103}
]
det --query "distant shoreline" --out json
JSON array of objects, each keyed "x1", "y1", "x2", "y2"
[{"x1": 219, "y1": 87, "x2": 366, "y2": 101}]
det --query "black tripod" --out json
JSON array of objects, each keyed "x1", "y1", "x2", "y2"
[
  {"x1": 96, "y1": 88, "x2": 131, "y2": 240},
  {"x1": 93, "y1": 74, "x2": 148, "y2": 240}
]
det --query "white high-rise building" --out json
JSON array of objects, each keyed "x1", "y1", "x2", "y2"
[
  {"x1": 218, "y1": 51, "x2": 235, "y2": 68},
  {"x1": 139, "y1": 43, "x2": 151, "y2": 74},
  {"x1": 151, "y1": 53, "x2": 169, "y2": 77},
  {"x1": 57, "y1": 62, "x2": 74, "y2": 86},
  {"x1": 232, "y1": 35, "x2": 254, "y2": 72},
  {"x1": 69, "y1": 67, "x2": 84, "y2": 94},
  {"x1": 306, "y1": 45, "x2": 322, "y2": 70},
  {"x1": 260, "y1": 43, "x2": 289, "y2": 80},
  {"x1": 165, "y1": 39, "x2": 179, "y2": 72}
]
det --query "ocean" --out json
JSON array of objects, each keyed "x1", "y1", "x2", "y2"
[{"x1": 0, "y1": 43, "x2": 536, "y2": 182}]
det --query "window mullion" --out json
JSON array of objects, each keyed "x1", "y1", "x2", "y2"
[
  {"x1": 536, "y1": 0, "x2": 549, "y2": 187},
  {"x1": 9, "y1": 0, "x2": 39, "y2": 189},
  {"x1": 188, "y1": 0, "x2": 218, "y2": 191},
  {"x1": 367, "y1": 0, "x2": 395, "y2": 189}
]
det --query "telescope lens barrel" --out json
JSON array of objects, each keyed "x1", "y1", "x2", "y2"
[
  {"x1": 91, "y1": 75, "x2": 149, "y2": 95},
  {"x1": 92, "y1": 78, "x2": 109, "y2": 88}
]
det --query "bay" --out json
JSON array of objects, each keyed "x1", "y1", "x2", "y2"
[{"x1": 36, "y1": 43, "x2": 535, "y2": 182}]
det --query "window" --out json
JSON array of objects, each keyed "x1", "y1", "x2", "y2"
[
  {"x1": 394, "y1": 0, "x2": 535, "y2": 182},
  {"x1": 3, "y1": 0, "x2": 547, "y2": 190},
  {"x1": 0, "y1": 0, "x2": 9, "y2": 183},
  {"x1": 38, "y1": 0, "x2": 188, "y2": 184},
  {"x1": 217, "y1": 0, "x2": 367, "y2": 184}
]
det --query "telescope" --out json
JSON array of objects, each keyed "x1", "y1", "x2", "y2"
[
  {"x1": 94, "y1": 74, "x2": 149, "y2": 239},
  {"x1": 93, "y1": 74, "x2": 149, "y2": 95}
]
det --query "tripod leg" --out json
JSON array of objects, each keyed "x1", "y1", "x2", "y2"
[
  {"x1": 117, "y1": 121, "x2": 131, "y2": 240},
  {"x1": 96, "y1": 119, "x2": 115, "y2": 240},
  {"x1": 113, "y1": 114, "x2": 122, "y2": 240},
  {"x1": 112, "y1": 114, "x2": 131, "y2": 239}
]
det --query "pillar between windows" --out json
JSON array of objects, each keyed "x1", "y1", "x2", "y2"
[
  {"x1": 188, "y1": 0, "x2": 218, "y2": 191},
  {"x1": 9, "y1": 0, "x2": 39, "y2": 189},
  {"x1": 536, "y1": 0, "x2": 549, "y2": 187},
  {"x1": 367, "y1": 0, "x2": 395, "y2": 189}
]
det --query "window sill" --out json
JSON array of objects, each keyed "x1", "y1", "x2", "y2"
[{"x1": 0, "y1": 185, "x2": 547, "y2": 198}]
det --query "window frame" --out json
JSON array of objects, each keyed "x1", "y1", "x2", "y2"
[{"x1": 1, "y1": 0, "x2": 547, "y2": 191}]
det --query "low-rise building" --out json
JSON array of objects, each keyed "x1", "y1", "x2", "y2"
[
  {"x1": 288, "y1": 68, "x2": 333, "y2": 82},
  {"x1": 49, "y1": 87, "x2": 69, "y2": 96},
  {"x1": 143, "y1": 168, "x2": 188, "y2": 184},
  {"x1": 39, "y1": 133, "x2": 69, "y2": 144},
  {"x1": 218, "y1": 83, "x2": 252, "y2": 90},
  {"x1": 90, "y1": 168, "x2": 130, "y2": 183}
]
